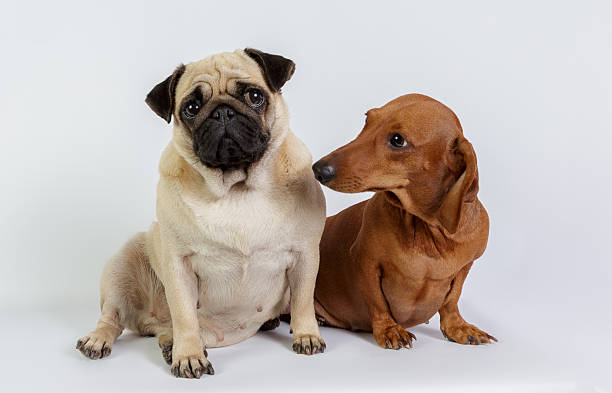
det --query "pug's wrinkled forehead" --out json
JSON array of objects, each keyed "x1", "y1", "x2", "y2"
[
  {"x1": 146, "y1": 48, "x2": 295, "y2": 125},
  {"x1": 175, "y1": 53, "x2": 262, "y2": 118},
  {"x1": 182, "y1": 53, "x2": 259, "y2": 93}
]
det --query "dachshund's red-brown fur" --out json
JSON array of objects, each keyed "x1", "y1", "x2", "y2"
[{"x1": 313, "y1": 94, "x2": 496, "y2": 348}]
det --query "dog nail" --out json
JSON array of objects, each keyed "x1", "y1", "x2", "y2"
[{"x1": 467, "y1": 335, "x2": 480, "y2": 345}]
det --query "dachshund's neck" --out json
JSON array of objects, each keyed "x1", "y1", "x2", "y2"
[{"x1": 378, "y1": 191, "x2": 473, "y2": 242}]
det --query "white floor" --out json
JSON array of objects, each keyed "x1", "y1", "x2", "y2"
[{"x1": 2, "y1": 301, "x2": 609, "y2": 393}]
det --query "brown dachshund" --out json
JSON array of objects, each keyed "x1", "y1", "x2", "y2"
[{"x1": 312, "y1": 94, "x2": 496, "y2": 349}]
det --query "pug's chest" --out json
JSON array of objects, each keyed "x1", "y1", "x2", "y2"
[
  {"x1": 185, "y1": 191, "x2": 297, "y2": 254},
  {"x1": 191, "y1": 247, "x2": 294, "y2": 298},
  {"x1": 175, "y1": 184, "x2": 303, "y2": 331},
  {"x1": 181, "y1": 191, "x2": 298, "y2": 310}
]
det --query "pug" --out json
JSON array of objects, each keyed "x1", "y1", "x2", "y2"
[{"x1": 76, "y1": 49, "x2": 326, "y2": 378}]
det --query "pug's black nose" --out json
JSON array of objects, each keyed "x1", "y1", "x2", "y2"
[
  {"x1": 312, "y1": 161, "x2": 336, "y2": 184},
  {"x1": 211, "y1": 105, "x2": 235, "y2": 122}
]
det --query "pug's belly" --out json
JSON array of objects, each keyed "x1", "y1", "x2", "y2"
[
  {"x1": 382, "y1": 277, "x2": 453, "y2": 328},
  {"x1": 192, "y1": 248, "x2": 293, "y2": 347}
]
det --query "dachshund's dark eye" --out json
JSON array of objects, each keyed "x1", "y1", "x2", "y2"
[
  {"x1": 245, "y1": 88, "x2": 265, "y2": 109},
  {"x1": 389, "y1": 133, "x2": 408, "y2": 149},
  {"x1": 182, "y1": 99, "x2": 201, "y2": 118}
]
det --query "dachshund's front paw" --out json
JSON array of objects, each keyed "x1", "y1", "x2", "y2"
[
  {"x1": 292, "y1": 334, "x2": 326, "y2": 355},
  {"x1": 373, "y1": 323, "x2": 415, "y2": 349},
  {"x1": 441, "y1": 323, "x2": 497, "y2": 345}
]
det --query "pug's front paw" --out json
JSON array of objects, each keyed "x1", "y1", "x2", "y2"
[
  {"x1": 159, "y1": 336, "x2": 207, "y2": 366},
  {"x1": 292, "y1": 334, "x2": 326, "y2": 355},
  {"x1": 170, "y1": 354, "x2": 214, "y2": 379}
]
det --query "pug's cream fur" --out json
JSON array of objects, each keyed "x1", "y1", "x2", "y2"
[{"x1": 76, "y1": 50, "x2": 326, "y2": 378}]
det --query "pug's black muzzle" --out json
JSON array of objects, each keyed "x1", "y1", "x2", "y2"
[{"x1": 193, "y1": 105, "x2": 269, "y2": 170}]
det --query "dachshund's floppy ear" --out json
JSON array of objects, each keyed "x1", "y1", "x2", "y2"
[
  {"x1": 437, "y1": 137, "x2": 479, "y2": 234},
  {"x1": 244, "y1": 48, "x2": 295, "y2": 92},
  {"x1": 145, "y1": 64, "x2": 185, "y2": 123}
]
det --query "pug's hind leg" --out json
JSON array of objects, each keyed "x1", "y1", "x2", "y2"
[
  {"x1": 76, "y1": 232, "x2": 149, "y2": 359},
  {"x1": 76, "y1": 302, "x2": 124, "y2": 359},
  {"x1": 259, "y1": 317, "x2": 281, "y2": 331},
  {"x1": 158, "y1": 328, "x2": 174, "y2": 366}
]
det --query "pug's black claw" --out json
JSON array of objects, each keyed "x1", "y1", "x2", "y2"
[{"x1": 205, "y1": 364, "x2": 215, "y2": 375}]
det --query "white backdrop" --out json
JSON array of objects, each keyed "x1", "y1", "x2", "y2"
[{"x1": 1, "y1": 1, "x2": 610, "y2": 392}]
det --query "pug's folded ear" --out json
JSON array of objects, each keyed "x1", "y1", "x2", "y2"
[
  {"x1": 244, "y1": 48, "x2": 295, "y2": 92},
  {"x1": 145, "y1": 64, "x2": 186, "y2": 123}
]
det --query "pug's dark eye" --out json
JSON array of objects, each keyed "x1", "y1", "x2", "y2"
[
  {"x1": 182, "y1": 99, "x2": 201, "y2": 118},
  {"x1": 245, "y1": 88, "x2": 265, "y2": 109},
  {"x1": 389, "y1": 133, "x2": 409, "y2": 149}
]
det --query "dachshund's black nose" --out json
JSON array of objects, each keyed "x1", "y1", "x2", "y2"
[{"x1": 312, "y1": 161, "x2": 336, "y2": 184}]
